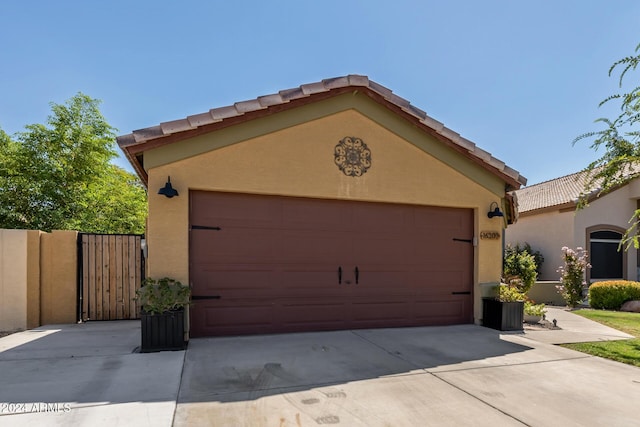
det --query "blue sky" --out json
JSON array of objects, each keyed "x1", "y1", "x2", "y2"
[{"x1": 1, "y1": 1, "x2": 639, "y2": 185}]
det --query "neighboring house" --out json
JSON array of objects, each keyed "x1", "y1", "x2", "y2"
[
  {"x1": 117, "y1": 75, "x2": 526, "y2": 337},
  {"x1": 507, "y1": 169, "x2": 640, "y2": 283}
]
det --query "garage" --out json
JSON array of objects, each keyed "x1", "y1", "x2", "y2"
[
  {"x1": 189, "y1": 190, "x2": 473, "y2": 337},
  {"x1": 117, "y1": 75, "x2": 526, "y2": 337}
]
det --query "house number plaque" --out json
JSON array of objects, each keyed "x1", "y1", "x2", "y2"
[{"x1": 480, "y1": 231, "x2": 501, "y2": 240}]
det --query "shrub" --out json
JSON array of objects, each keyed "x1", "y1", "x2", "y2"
[
  {"x1": 557, "y1": 246, "x2": 591, "y2": 308},
  {"x1": 503, "y1": 245, "x2": 538, "y2": 293},
  {"x1": 135, "y1": 277, "x2": 191, "y2": 315},
  {"x1": 496, "y1": 284, "x2": 527, "y2": 302},
  {"x1": 506, "y1": 243, "x2": 544, "y2": 275},
  {"x1": 589, "y1": 281, "x2": 640, "y2": 310},
  {"x1": 524, "y1": 300, "x2": 547, "y2": 317}
]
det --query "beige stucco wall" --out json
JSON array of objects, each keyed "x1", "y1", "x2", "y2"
[
  {"x1": 1, "y1": 230, "x2": 28, "y2": 331},
  {"x1": 26, "y1": 230, "x2": 41, "y2": 328},
  {"x1": 40, "y1": 230, "x2": 78, "y2": 325},
  {"x1": 0, "y1": 229, "x2": 41, "y2": 331},
  {"x1": 506, "y1": 210, "x2": 574, "y2": 280},
  {"x1": 144, "y1": 98, "x2": 511, "y2": 324},
  {"x1": 1, "y1": 229, "x2": 78, "y2": 330}
]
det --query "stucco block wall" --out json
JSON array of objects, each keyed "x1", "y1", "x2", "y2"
[
  {"x1": 506, "y1": 211, "x2": 573, "y2": 280},
  {"x1": 0, "y1": 229, "x2": 41, "y2": 331},
  {"x1": 0, "y1": 229, "x2": 79, "y2": 330},
  {"x1": 40, "y1": 230, "x2": 78, "y2": 325},
  {"x1": 145, "y1": 104, "x2": 509, "y2": 324}
]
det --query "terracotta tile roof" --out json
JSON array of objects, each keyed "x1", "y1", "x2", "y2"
[
  {"x1": 117, "y1": 75, "x2": 527, "y2": 188},
  {"x1": 514, "y1": 167, "x2": 639, "y2": 214}
]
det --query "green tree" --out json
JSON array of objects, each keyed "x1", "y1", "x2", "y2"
[
  {"x1": 575, "y1": 43, "x2": 640, "y2": 247},
  {"x1": 0, "y1": 93, "x2": 147, "y2": 233}
]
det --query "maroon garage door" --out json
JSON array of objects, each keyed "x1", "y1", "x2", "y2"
[{"x1": 189, "y1": 191, "x2": 474, "y2": 337}]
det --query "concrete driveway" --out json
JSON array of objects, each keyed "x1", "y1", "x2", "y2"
[{"x1": 1, "y1": 308, "x2": 638, "y2": 426}]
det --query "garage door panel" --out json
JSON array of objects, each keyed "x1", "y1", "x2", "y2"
[
  {"x1": 281, "y1": 269, "x2": 346, "y2": 295},
  {"x1": 352, "y1": 204, "x2": 410, "y2": 232},
  {"x1": 191, "y1": 302, "x2": 275, "y2": 337},
  {"x1": 190, "y1": 191, "x2": 474, "y2": 336},
  {"x1": 191, "y1": 192, "x2": 282, "y2": 229},
  {"x1": 283, "y1": 199, "x2": 354, "y2": 232},
  {"x1": 191, "y1": 272, "x2": 279, "y2": 298},
  {"x1": 278, "y1": 300, "x2": 348, "y2": 326},
  {"x1": 281, "y1": 231, "x2": 352, "y2": 263},
  {"x1": 414, "y1": 298, "x2": 471, "y2": 323},
  {"x1": 355, "y1": 236, "x2": 411, "y2": 265},
  {"x1": 192, "y1": 230, "x2": 279, "y2": 263},
  {"x1": 350, "y1": 300, "x2": 412, "y2": 320},
  {"x1": 346, "y1": 272, "x2": 412, "y2": 295},
  {"x1": 411, "y1": 270, "x2": 472, "y2": 291}
]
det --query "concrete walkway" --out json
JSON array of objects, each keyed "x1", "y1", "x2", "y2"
[
  {"x1": 0, "y1": 309, "x2": 637, "y2": 426},
  {"x1": 522, "y1": 306, "x2": 633, "y2": 344}
]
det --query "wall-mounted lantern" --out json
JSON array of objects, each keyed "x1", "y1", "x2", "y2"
[
  {"x1": 158, "y1": 176, "x2": 179, "y2": 198},
  {"x1": 487, "y1": 201, "x2": 504, "y2": 219}
]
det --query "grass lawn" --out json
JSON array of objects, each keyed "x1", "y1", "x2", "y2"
[{"x1": 561, "y1": 309, "x2": 640, "y2": 367}]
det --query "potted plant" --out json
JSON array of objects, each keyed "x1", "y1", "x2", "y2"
[
  {"x1": 524, "y1": 300, "x2": 546, "y2": 323},
  {"x1": 482, "y1": 284, "x2": 525, "y2": 331},
  {"x1": 135, "y1": 277, "x2": 190, "y2": 353}
]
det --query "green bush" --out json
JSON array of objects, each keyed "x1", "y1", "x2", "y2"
[
  {"x1": 503, "y1": 245, "x2": 538, "y2": 293},
  {"x1": 589, "y1": 281, "x2": 640, "y2": 310},
  {"x1": 496, "y1": 284, "x2": 527, "y2": 302},
  {"x1": 524, "y1": 300, "x2": 546, "y2": 317},
  {"x1": 135, "y1": 277, "x2": 191, "y2": 315},
  {"x1": 506, "y1": 243, "x2": 544, "y2": 275}
]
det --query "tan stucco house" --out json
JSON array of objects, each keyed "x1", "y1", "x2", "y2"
[
  {"x1": 507, "y1": 169, "x2": 640, "y2": 284},
  {"x1": 117, "y1": 75, "x2": 526, "y2": 337}
]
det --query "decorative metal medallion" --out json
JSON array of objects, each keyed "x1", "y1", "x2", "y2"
[{"x1": 334, "y1": 136, "x2": 372, "y2": 177}]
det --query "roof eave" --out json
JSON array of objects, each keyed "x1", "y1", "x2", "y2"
[{"x1": 116, "y1": 76, "x2": 526, "y2": 190}]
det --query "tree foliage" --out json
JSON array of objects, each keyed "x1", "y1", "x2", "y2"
[
  {"x1": 0, "y1": 93, "x2": 147, "y2": 233},
  {"x1": 574, "y1": 43, "x2": 640, "y2": 248}
]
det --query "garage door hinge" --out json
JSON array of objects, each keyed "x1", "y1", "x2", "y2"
[
  {"x1": 452, "y1": 237, "x2": 478, "y2": 246},
  {"x1": 191, "y1": 225, "x2": 222, "y2": 231}
]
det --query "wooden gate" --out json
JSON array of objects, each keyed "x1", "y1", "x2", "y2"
[{"x1": 78, "y1": 234, "x2": 145, "y2": 321}]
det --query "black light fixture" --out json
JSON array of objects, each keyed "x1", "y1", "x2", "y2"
[
  {"x1": 158, "y1": 176, "x2": 179, "y2": 198},
  {"x1": 487, "y1": 201, "x2": 504, "y2": 219}
]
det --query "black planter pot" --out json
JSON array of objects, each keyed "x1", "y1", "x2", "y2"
[
  {"x1": 140, "y1": 309, "x2": 187, "y2": 353},
  {"x1": 482, "y1": 298, "x2": 524, "y2": 331}
]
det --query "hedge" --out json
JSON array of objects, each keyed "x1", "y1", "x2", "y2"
[{"x1": 589, "y1": 281, "x2": 640, "y2": 310}]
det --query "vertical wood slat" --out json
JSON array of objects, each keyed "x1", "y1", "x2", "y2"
[
  {"x1": 88, "y1": 235, "x2": 96, "y2": 321},
  {"x1": 122, "y1": 236, "x2": 131, "y2": 319},
  {"x1": 81, "y1": 235, "x2": 89, "y2": 321},
  {"x1": 109, "y1": 235, "x2": 117, "y2": 320},
  {"x1": 116, "y1": 235, "x2": 124, "y2": 319},
  {"x1": 95, "y1": 235, "x2": 104, "y2": 321},
  {"x1": 102, "y1": 236, "x2": 110, "y2": 319}
]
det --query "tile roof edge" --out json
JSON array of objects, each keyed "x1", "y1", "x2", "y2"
[{"x1": 116, "y1": 74, "x2": 526, "y2": 187}]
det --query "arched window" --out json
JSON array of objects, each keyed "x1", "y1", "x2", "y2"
[{"x1": 588, "y1": 227, "x2": 625, "y2": 280}]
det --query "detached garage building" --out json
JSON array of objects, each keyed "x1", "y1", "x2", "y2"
[{"x1": 118, "y1": 75, "x2": 526, "y2": 337}]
